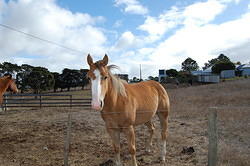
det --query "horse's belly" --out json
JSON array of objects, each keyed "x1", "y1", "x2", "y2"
[
  {"x1": 133, "y1": 101, "x2": 158, "y2": 125},
  {"x1": 134, "y1": 109, "x2": 156, "y2": 125}
]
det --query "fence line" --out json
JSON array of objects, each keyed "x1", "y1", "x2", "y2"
[
  {"x1": 208, "y1": 107, "x2": 218, "y2": 166},
  {"x1": 64, "y1": 113, "x2": 72, "y2": 166},
  {"x1": 3, "y1": 93, "x2": 91, "y2": 110}
]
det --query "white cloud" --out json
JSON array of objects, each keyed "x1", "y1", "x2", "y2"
[
  {"x1": 109, "y1": 0, "x2": 250, "y2": 78},
  {"x1": 0, "y1": 0, "x2": 107, "y2": 72},
  {"x1": 183, "y1": 0, "x2": 226, "y2": 26},
  {"x1": 224, "y1": 42, "x2": 250, "y2": 64},
  {"x1": 149, "y1": 11, "x2": 250, "y2": 71},
  {"x1": 219, "y1": 0, "x2": 241, "y2": 4},
  {"x1": 113, "y1": 0, "x2": 250, "y2": 78},
  {"x1": 138, "y1": 6, "x2": 181, "y2": 41},
  {"x1": 114, "y1": 0, "x2": 148, "y2": 15},
  {"x1": 111, "y1": 31, "x2": 143, "y2": 51},
  {"x1": 113, "y1": 20, "x2": 122, "y2": 28},
  {"x1": 114, "y1": 31, "x2": 135, "y2": 50},
  {"x1": 138, "y1": 0, "x2": 227, "y2": 43},
  {"x1": 1, "y1": 0, "x2": 249, "y2": 79},
  {"x1": 0, "y1": 0, "x2": 3, "y2": 10}
]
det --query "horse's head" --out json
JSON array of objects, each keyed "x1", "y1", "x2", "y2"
[
  {"x1": 87, "y1": 54, "x2": 109, "y2": 111},
  {"x1": 4, "y1": 75, "x2": 18, "y2": 94}
]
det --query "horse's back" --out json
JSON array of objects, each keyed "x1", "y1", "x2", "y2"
[
  {"x1": 127, "y1": 80, "x2": 169, "y2": 105},
  {"x1": 126, "y1": 80, "x2": 169, "y2": 124}
]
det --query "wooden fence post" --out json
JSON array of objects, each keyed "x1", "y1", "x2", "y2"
[
  {"x1": 70, "y1": 95, "x2": 72, "y2": 108},
  {"x1": 64, "y1": 113, "x2": 72, "y2": 166},
  {"x1": 208, "y1": 107, "x2": 218, "y2": 166},
  {"x1": 4, "y1": 95, "x2": 7, "y2": 111},
  {"x1": 39, "y1": 95, "x2": 42, "y2": 108}
]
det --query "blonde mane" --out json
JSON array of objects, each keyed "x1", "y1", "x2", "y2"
[{"x1": 108, "y1": 65, "x2": 127, "y2": 97}]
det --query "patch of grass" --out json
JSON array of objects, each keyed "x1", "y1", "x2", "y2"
[{"x1": 1, "y1": 79, "x2": 250, "y2": 166}]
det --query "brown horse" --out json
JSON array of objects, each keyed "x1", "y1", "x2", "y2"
[
  {"x1": 87, "y1": 54, "x2": 170, "y2": 166},
  {"x1": 0, "y1": 74, "x2": 18, "y2": 111}
]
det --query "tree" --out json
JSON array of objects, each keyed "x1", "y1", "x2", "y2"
[
  {"x1": 235, "y1": 61, "x2": 241, "y2": 65},
  {"x1": 130, "y1": 77, "x2": 140, "y2": 83},
  {"x1": 148, "y1": 76, "x2": 154, "y2": 80},
  {"x1": 0, "y1": 62, "x2": 21, "y2": 76},
  {"x1": 165, "y1": 69, "x2": 179, "y2": 77},
  {"x1": 181, "y1": 57, "x2": 199, "y2": 72},
  {"x1": 0, "y1": 63, "x2": 3, "y2": 76},
  {"x1": 203, "y1": 54, "x2": 230, "y2": 70},
  {"x1": 148, "y1": 76, "x2": 159, "y2": 81},
  {"x1": 26, "y1": 67, "x2": 55, "y2": 94},
  {"x1": 52, "y1": 72, "x2": 61, "y2": 92},
  {"x1": 79, "y1": 69, "x2": 89, "y2": 90},
  {"x1": 60, "y1": 68, "x2": 82, "y2": 91},
  {"x1": 16, "y1": 64, "x2": 35, "y2": 93},
  {"x1": 212, "y1": 62, "x2": 235, "y2": 74}
]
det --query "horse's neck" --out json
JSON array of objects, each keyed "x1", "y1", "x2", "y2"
[
  {"x1": 104, "y1": 78, "x2": 119, "y2": 108},
  {"x1": 0, "y1": 79, "x2": 9, "y2": 94}
]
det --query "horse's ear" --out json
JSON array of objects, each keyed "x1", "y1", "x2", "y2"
[
  {"x1": 87, "y1": 54, "x2": 94, "y2": 66},
  {"x1": 102, "y1": 54, "x2": 108, "y2": 66}
]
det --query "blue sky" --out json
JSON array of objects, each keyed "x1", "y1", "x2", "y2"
[{"x1": 0, "y1": 0, "x2": 250, "y2": 78}]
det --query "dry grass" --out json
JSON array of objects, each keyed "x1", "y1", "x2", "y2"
[
  {"x1": 167, "y1": 79, "x2": 250, "y2": 166},
  {"x1": 0, "y1": 79, "x2": 249, "y2": 166}
]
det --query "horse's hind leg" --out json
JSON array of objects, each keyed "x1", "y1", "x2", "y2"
[
  {"x1": 157, "y1": 110, "x2": 169, "y2": 163},
  {"x1": 145, "y1": 121, "x2": 155, "y2": 153}
]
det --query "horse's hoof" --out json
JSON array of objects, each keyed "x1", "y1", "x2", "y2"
[
  {"x1": 145, "y1": 148, "x2": 151, "y2": 153},
  {"x1": 160, "y1": 163, "x2": 166, "y2": 166}
]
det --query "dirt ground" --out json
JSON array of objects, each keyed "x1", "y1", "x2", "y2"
[{"x1": 0, "y1": 79, "x2": 250, "y2": 166}]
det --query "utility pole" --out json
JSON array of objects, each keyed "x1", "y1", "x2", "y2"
[{"x1": 139, "y1": 64, "x2": 142, "y2": 81}]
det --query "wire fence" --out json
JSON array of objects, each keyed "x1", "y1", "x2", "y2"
[
  {"x1": 3, "y1": 93, "x2": 91, "y2": 110},
  {"x1": 1, "y1": 95, "x2": 249, "y2": 166}
]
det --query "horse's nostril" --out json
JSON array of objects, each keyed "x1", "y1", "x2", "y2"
[{"x1": 100, "y1": 101, "x2": 103, "y2": 108}]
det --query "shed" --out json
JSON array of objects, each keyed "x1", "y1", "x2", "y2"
[
  {"x1": 191, "y1": 68, "x2": 219, "y2": 83},
  {"x1": 236, "y1": 63, "x2": 250, "y2": 76},
  {"x1": 220, "y1": 70, "x2": 235, "y2": 79},
  {"x1": 197, "y1": 74, "x2": 220, "y2": 83}
]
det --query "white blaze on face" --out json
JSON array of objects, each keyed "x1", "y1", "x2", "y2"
[{"x1": 90, "y1": 69, "x2": 103, "y2": 110}]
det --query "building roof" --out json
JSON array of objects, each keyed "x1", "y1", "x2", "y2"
[
  {"x1": 203, "y1": 66, "x2": 212, "y2": 73},
  {"x1": 243, "y1": 64, "x2": 250, "y2": 68},
  {"x1": 237, "y1": 63, "x2": 250, "y2": 70}
]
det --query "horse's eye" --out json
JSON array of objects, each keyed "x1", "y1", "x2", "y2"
[{"x1": 101, "y1": 76, "x2": 108, "y2": 80}]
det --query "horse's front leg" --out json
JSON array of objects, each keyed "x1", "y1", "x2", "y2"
[
  {"x1": 107, "y1": 127, "x2": 122, "y2": 166},
  {"x1": 124, "y1": 125, "x2": 138, "y2": 166}
]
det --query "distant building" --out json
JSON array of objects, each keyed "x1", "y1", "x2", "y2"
[
  {"x1": 220, "y1": 70, "x2": 235, "y2": 79},
  {"x1": 158, "y1": 69, "x2": 168, "y2": 82},
  {"x1": 191, "y1": 68, "x2": 220, "y2": 83},
  {"x1": 116, "y1": 74, "x2": 129, "y2": 82},
  {"x1": 237, "y1": 64, "x2": 250, "y2": 76}
]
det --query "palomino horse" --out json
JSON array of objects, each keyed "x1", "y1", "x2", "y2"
[
  {"x1": 87, "y1": 54, "x2": 170, "y2": 166},
  {"x1": 0, "y1": 74, "x2": 18, "y2": 111}
]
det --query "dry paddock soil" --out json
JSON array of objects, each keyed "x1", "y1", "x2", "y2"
[{"x1": 0, "y1": 79, "x2": 250, "y2": 166}]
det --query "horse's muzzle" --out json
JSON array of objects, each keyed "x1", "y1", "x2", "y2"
[{"x1": 91, "y1": 100, "x2": 103, "y2": 111}]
